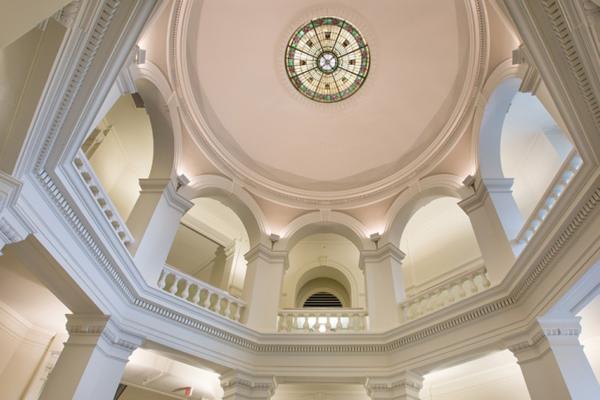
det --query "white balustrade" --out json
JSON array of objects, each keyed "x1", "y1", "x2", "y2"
[
  {"x1": 158, "y1": 264, "x2": 246, "y2": 323},
  {"x1": 73, "y1": 150, "x2": 134, "y2": 245},
  {"x1": 513, "y1": 150, "x2": 583, "y2": 247},
  {"x1": 277, "y1": 308, "x2": 368, "y2": 333},
  {"x1": 399, "y1": 266, "x2": 491, "y2": 322}
]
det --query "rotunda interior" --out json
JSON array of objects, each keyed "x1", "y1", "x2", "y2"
[{"x1": 1, "y1": 0, "x2": 600, "y2": 399}]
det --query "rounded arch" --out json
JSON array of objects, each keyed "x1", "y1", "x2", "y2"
[
  {"x1": 383, "y1": 174, "x2": 464, "y2": 246},
  {"x1": 130, "y1": 62, "x2": 182, "y2": 179},
  {"x1": 288, "y1": 260, "x2": 361, "y2": 308},
  {"x1": 472, "y1": 59, "x2": 523, "y2": 179},
  {"x1": 277, "y1": 211, "x2": 372, "y2": 252},
  {"x1": 180, "y1": 175, "x2": 268, "y2": 247}
]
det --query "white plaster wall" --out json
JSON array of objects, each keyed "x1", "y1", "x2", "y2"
[
  {"x1": 400, "y1": 197, "x2": 482, "y2": 293},
  {"x1": 282, "y1": 233, "x2": 365, "y2": 309},
  {"x1": 501, "y1": 92, "x2": 572, "y2": 221},
  {"x1": 167, "y1": 198, "x2": 250, "y2": 293},
  {"x1": 88, "y1": 95, "x2": 154, "y2": 220}
]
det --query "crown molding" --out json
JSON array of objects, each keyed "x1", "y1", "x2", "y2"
[{"x1": 167, "y1": 0, "x2": 489, "y2": 208}]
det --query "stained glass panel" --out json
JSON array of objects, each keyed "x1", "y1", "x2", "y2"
[{"x1": 285, "y1": 17, "x2": 370, "y2": 103}]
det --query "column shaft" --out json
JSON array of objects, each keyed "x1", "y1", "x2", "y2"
[
  {"x1": 511, "y1": 317, "x2": 600, "y2": 400},
  {"x1": 360, "y1": 243, "x2": 405, "y2": 332},
  {"x1": 459, "y1": 178, "x2": 517, "y2": 284},
  {"x1": 39, "y1": 315, "x2": 143, "y2": 400},
  {"x1": 242, "y1": 244, "x2": 287, "y2": 332},
  {"x1": 127, "y1": 179, "x2": 193, "y2": 284}
]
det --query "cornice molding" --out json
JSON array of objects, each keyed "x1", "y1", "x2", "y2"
[
  {"x1": 33, "y1": 162, "x2": 600, "y2": 355},
  {"x1": 0, "y1": 172, "x2": 32, "y2": 254},
  {"x1": 168, "y1": 0, "x2": 489, "y2": 208},
  {"x1": 244, "y1": 244, "x2": 289, "y2": 269},
  {"x1": 66, "y1": 314, "x2": 144, "y2": 361},
  {"x1": 359, "y1": 243, "x2": 405, "y2": 270}
]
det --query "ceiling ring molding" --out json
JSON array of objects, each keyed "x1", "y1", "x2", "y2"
[{"x1": 166, "y1": 0, "x2": 489, "y2": 208}]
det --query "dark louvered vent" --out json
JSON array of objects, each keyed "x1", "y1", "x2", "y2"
[{"x1": 303, "y1": 292, "x2": 343, "y2": 308}]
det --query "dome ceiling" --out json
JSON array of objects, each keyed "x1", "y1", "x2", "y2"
[{"x1": 172, "y1": 0, "x2": 485, "y2": 206}]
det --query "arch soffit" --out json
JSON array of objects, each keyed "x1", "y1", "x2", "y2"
[
  {"x1": 297, "y1": 281, "x2": 351, "y2": 308},
  {"x1": 180, "y1": 174, "x2": 268, "y2": 247},
  {"x1": 277, "y1": 211, "x2": 372, "y2": 252},
  {"x1": 129, "y1": 62, "x2": 182, "y2": 180},
  {"x1": 290, "y1": 261, "x2": 360, "y2": 308},
  {"x1": 470, "y1": 59, "x2": 524, "y2": 179},
  {"x1": 383, "y1": 174, "x2": 465, "y2": 246}
]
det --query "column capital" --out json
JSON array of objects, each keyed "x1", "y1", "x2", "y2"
[
  {"x1": 244, "y1": 244, "x2": 288, "y2": 268},
  {"x1": 359, "y1": 243, "x2": 405, "y2": 270},
  {"x1": 0, "y1": 172, "x2": 31, "y2": 254},
  {"x1": 220, "y1": 370, "x2": 277, "y2": 400},
  {"x1": 458, "y1": 177, "x2": 515, "y2": 214},
  {"x1": 65, "y1": 314, "x2": 144, "y2": 362},
  {"x1": 508, "y1": 316, "x2": 582, "y2": 364},
  {"x1": 138, "y1": 178, "x2": 172, "y2": 193},
  {"x1": 138, "y1": 178, "x2": 194, "y2": 214},
  {"x1": 365, "y1": 371, "x2": 423, "y2": 400}
]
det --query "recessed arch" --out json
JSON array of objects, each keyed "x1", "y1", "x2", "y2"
[
  {"x1": 131, "y1": 62, "x2": 182, "y2": 179},
  {"x1": 383, "y1": 174, "x2": 464, "y2": 246},
  {"x1": 277, "y1": 211, "x2": 372, "y2": 252},
  {"x1": 179, "y1": 175, "x2": 268, "y2": 247}
]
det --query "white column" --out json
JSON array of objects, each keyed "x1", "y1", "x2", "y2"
[
  {"x1": 360, "y1": 243, "x2": 405, "y2": 332},
  {"x1": 459, "y1": 178, "x2": 517, "y2": 284},
  {"x1": 39, "y1": 314, "x2": 143, "y2": 400},
  {"x1": 221, "y1": 371, "x2": 277, "y2": 400},
  {"x1": 510, "y1": 316, "x2": 600, "y2": 400},
  {"x1": 127, "y1": 178, "x2": 193, "y2": 284},
  {"x1": 242, "y1": 244, "x2": 287, "y2": 332},
  {"x1": 365, "y1": 372, "x2": 423, "y2": 400},
  {"x1": 211, "y1": 241, "x2": 239, "y2": 292}
]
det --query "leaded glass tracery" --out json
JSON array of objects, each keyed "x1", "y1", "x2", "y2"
[{"x1": 285, "y1": 17, "x2": 370, "y2": 103}]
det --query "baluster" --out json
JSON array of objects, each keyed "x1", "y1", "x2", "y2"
[
  {"x1": 191, "y1": 285, "x2": 200, "y2": 304},
  {"x1": 334, "y1": 315, "x2": 342, "y2": 331},
  {"x1": 157, "y1": 270, "x2": 167, "y2": 290},
  {"x1": 455, "y1": 281, "x2": 466, "y2": 298},
  {"x1": 479, "y1": 271, "x2": 491, "y2": 288},
  {"x1": 222, "y1": 298, "x2": 231, "y2": 318},
  {"x1": 302, "y1": 314, "x2": 309, "y2": 331},
  {"x1": 235, "y1": 304, "x2": 244, "y2": 322},
  {"x1": 200, "y1": 289, "x2": 210, "y2": 308},
  {"x1": 181, "y1": 279, "x2": 190, "y2": 300},
  {"x1": 465, "y1": 276, "x2": 478, "y2": 294},
  {"x1": 169, "y1": 275, "x2": 179, "y2": 295},
  {"x1": 278, "y1": 313, "x2": 285, "y2": 331},
  {"x1": 326, "y1": 315, "x2": 332, "y2": 332},
  {"x1": 209, "y1": 293, "x2": 218, "y2": 312}
]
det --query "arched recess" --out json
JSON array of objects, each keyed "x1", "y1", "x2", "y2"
[
  {"x1": 474, "y1": 60, "x2": 574, "y2": 222},
  {"x1": 277, "y1": 211, "x2": 372, "y2": 252},
  {"x1": 383, "y1": 174, "x2": 464, "y2": 246},
  {"x1": 179, "y1": 175, "x2": 268, "y2": 248},
  {"x1": 282, "y1": 259, "x2": 363, "y2": 309},
  {"x1": 400, "y1": 196, "x2": 483, "y2": 294},
  {"x1": 79, "y1": 63, "x2": 179, "y2": 220},
  {"x1": 130, "y1": 62, "x2": 182, "y2": 179}
]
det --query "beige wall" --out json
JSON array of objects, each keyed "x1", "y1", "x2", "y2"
[
  {"x1": 0, "y1": 20, "x2": 65, "y2": 173},
  {"x1": 0, "y1": 0, "x2": 70, "y2": 48},
  {"x1": 120, "y1": 386, "x2": 177, "y2": 400}
]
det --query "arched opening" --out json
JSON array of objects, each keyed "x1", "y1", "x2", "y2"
[
  {"x1": 166, "y1": 198, "x2": 250, "y2": 297},
  {"x1": 82, "y1": 93, "x2": 154, "y2": 220},
  {"x1": 500, "y1": 92, "x2": 573, "y2": 220},
  {"x1": 282, "y1": 233, "x2": 364, "y2": 309},
  {"x1": 278, "y1": 232, "x2": 367, "y2": 332},
  {"x1": 400, "y1": 196, "x2": 483, "y2": 295}
]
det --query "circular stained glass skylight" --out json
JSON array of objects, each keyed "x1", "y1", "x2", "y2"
[{"x1": 285, "y1": 17, "x2": 370, "y2": 103}]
